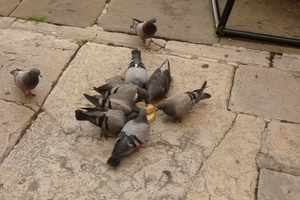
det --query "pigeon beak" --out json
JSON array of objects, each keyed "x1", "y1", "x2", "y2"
[{"x1": 39, "y1": 74, "x2": 43, "y2": 78}]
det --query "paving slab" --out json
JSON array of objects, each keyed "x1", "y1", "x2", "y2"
[
  {"x1": 263, "y1": 122, "x2": 300, "y2": 170},
  {"x1": 0, "y1": 17, "x2": 16, "y2": 29},
  {"x1": 11, "y1": 19, "x2": 98, "y2": 42},
  {"x1": 0, "y1": 29, "x2": 79, "y2": 108},
  {"x1": 0, "y1": 43, "x2": 236, "y2": 199},
  {"x1": 0, "y1": 100, "x2": 35, "y2": 162},
  {"x1": 186, "y1": 114, "x2": 265, "y2": 200},
  {"x1": 273, "y1": 53, "x2": 300, "y2": 73},
  {"x1": 0, "y1": 0, "x2": 19, "y2": 16},
  {"x1": 94, "y1": 30, "x2": 166, "y2": 51},
  {"x1": 258, "y1": 169, "x2": 300, "y2": 200},
  {"x1": 10, "y1": 0, "x2": 105, "y2": 27},
  {"x1": 98, "y1": 0, "x2": 218, "y2": 45},
  {"x1": 165, "y1": 41, "x2": 270, "y2": 66},
  {"x1": 229, "y1": 65, "x2": 300, "y2": 123}
]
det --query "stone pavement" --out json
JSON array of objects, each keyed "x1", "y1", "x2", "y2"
[{"x1": 0, "y1": 0, "x2": 300, "y2": 199}]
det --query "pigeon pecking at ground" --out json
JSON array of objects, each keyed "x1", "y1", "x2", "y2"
[
  {"x1": 75, "y1": 107, "x2": 137, "y2": 140},
  {"x1": 107, "y1": 108, "x2": 150, "y2": 167},
  {"x1": 125, "y1": 49, "x2": 147, "y2": 88},
  {"x1": 93, "y1": 82, "x2": 149, "y2": 103},
  {"x1": 146, "y1": 59, "x2": 171, "y2": 102},
  {"x1": 83, "y1": 93, "x2": 140, "y2": 115},
  {"x1": 156, "y1": 81, "x2": 211, "y2": 122},
  {"x1": 10, "y1": 68, "x2": 42, "y2": 99},
  {"x1": 130, "y1": 17, "x2": 157, "y2": 50}
]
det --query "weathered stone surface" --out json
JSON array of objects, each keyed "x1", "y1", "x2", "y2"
[
  {"x1": 258, "y1": 169, "x2": 300, "y2": 200},
  {"x1": 10, "y1": 0, "x2": 105, "y2": 28},
  {"x1": 11, "y1": 19, "x2": 98, "y2": 42},
  {"x1": 98, "y1": 0, "x2": 218, "y2": 44},
  {"x1": 273, "y1": 54, "x2": 300, "y2": 73},
  {"x1": 186, "y1": 114, "x2": 264, "y2": 199},
  {"x1": 0, "y1": 100, "x2": 35, "y2": 161},
  {"x1": 0, "y1": 17, "x2": 16, "y2": 28},
  {"x1": 94, "y1": 30, "x2": 166, "y2": 51},
  {"x1": 229, "y1": 65, "x2": 300, "y2": 123},
  {"x1": 262, "y1": 122, "x2": 300, "y2": 170},
  {"x1": 165, "y1": 41, "x2": 270, "y2": 66},
  {"x1": 0, "y1": 43, "x2": 236, "y2": 199},
  {"x1": 0, "y1": 0, "x2": 19, "y2": 16},
  {"x1": 0, "y1": 29, "x2": 79, "y2": 107}
]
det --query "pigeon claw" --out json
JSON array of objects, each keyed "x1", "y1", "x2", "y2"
[
  {"x1": 175, "y1": 117, "x2": 182, "y2": 123},
  {"x1": 101, "y1": 131, "x2": 113, "y2": 140},
  {"x1": 138, "y1": 143, "x2": 145, "y2": 148}
]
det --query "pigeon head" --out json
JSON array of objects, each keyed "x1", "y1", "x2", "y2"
[
  {"x1": 156, "y1": 101, "x2": 175, "y2": 116},
  {"x1": 131, "y1": 49, "x2": 141, "y2": 60},
  {"x1": 29, "y1": 68, "x2": 42, "y2": 78},
  {"x1": 134, "y1": 108, "x2": 147, "y2": 123},
  {"x1": 143, "y1": 18, "x2": 157, "y2": 38}
]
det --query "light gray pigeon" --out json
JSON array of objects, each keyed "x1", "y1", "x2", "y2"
[
  {"x1": 93, "y1": 82, "x2": 149, "y2": 103},
  {"x1": 130, "y1": 17, "x2": 157, "y2": 49},
  {"x1": 125, "y1": 49, "x2": 147, "y2": 88},
  {"x1": 107, "y1": 108, "x2": 149, "y2": 167},
  {"x1": 75, "y1": 107, "x2": 137, "y2": 139},
  {"x1": 84, "y1": 93, "x2": 140, "y2": 115},
  {"x1": 146, "y1": 59, "x2": 171, "y2": 102},
  {"x1": 10, "y1": 68, "x2": 42, "y2": 98},
  {"x1": 157, "y1": 81, "x2": 211, "y2": 122}
]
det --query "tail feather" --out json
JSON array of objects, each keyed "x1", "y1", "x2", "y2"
[
  {"x1": 200, "y1": 93, "x2": 211, "y2": 100},
  {"x1": 75, "y1": 110, "x2": 88, "y2": 121},
  {"x1": 107, "y1": 156, "x2": 122, "y2": 167},
  {"x1": 84, "y1": 93, "x2": 101, "y2": 107}
]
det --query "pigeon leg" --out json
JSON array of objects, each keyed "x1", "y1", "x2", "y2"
[
  {"x1": 100, "y1": 131, "x2": 113, "y2": 140},
  {"x1": 175, "y1": 117, "x2": 182, "y2": 123},
  {"x1": 138, "y1": 143, "x2": 145, "y2": 148},
  {"x1": 25, "y1": 91, "x2": 36, "y2": 99}
]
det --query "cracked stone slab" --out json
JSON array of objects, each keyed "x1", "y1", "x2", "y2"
[
  {"x1": 10, "y1": 0, "x2": 106, "y2": 28},
  {"x1": 165, "y1": 41, "x2": 270, "y2": 66},
  {"x1": 273, "y1": 54, "x2": 300, "y2": 74},
  {"x1": 262, "y1": 122, "x2": 300, "y2": 170},
  {"x1": 186, "y1": 114, "x2": 264, "y2": 199},
  {"x1": 11, "y1": 19, "x2": 98, "y2": 42},
  {"x1": 98, "y1": 0, "x2": 218, "y2": 44},
  {"x1": 0, "y1": 100, "x2": 35, "y2": 162},
  {"x1": 94, "y1": 30, "x2": 166, "y2": 51},
  {"x1": 0, "y1": 0, "x2": 19, "y2": 16},
  {"x1": 0, "y1": 43, "x2": 236, "y2": 199},
  {"x1": 0, "y1": 29, "x2": 79, "y2": 108},
  {"x1": 258, "y1": 169, "x2": 300, "y2": 200},
  {"x1": 229, "y1": 65, "x2": 300, "y2": 123}
]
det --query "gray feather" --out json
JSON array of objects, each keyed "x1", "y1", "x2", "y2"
[
  {"x1": 146, "y1": 59, "x2": 171, "y2": 101},
  {"x1": 107, "y1": 108, "x2": 149, "y2": 167},
  {"x1": 125, "y1": 49, "x2": 147, "y2": 88},
  {"x1": 157, "y1": 81, "x2": 211, "y2": 119}
]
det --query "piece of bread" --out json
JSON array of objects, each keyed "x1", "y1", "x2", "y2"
[
  {"x1": 135, "y1": 102, "x2": 155, "y2": 114},
  {"x1": 147, "y1": 112, "x2": 156, "y2": 124}
]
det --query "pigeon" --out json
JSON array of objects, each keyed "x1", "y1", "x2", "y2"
[
  {"x1": 157, "y1": 81, "x2": 211, "y2": 122},
  {"x1": 93, "y1": 82, "x2": 149, "y2": 103},
  {"x1": 130, "y1": 17, "x2": 157, "y2": 49},
  {"x1": 125, "y1": 49, "x2": 147, "y2": 88},
  {"x1": 75, "y1": 107, "x2": 137, "y2": 139},
  {"x1": 10, "y1": 68, "x2": 42, "y2": 98},
  {"x1": 146, "y1": 59, "x2": 171, "y2": 102},
  {"x1": 83, "y1": 93, "x2": 140, "y2": 115},
  {"x1": 107, "y1": 108, "x2": 150, "y2": 167}
]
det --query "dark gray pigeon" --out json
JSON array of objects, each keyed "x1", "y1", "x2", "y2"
[
  {"x1": 125, "y1": 49, "x2": 147, "y2": 88},
  {"x1": 146, "y1": 59, "x2": 171, "y2": 102},
  {"x1": 10, "y1": 68, "x2": 42, "y2": 98},
  {"x1": 107, "y1": 108, "x2": 149, "y2": 167},
  {"x1": 75, "y1": 107, "x2": 137, "y2": 139},
  {"x1": 130, "y1": 17, "x2": 157, "y2": 49},
  {"x1": 84, "y1": 93, "x2": 140, "y2": 115},
  {"x1": 157, "y1": 81, "x2": 211, "y2": 122},
  {"x1": 93, "y1": 82, "x2": 149, "y2": 103}
]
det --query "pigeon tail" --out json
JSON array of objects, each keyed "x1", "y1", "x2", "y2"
[
  {"x1": 75, "y1": 110, "x2": 88, "y2": 121},
  {"x1": 107, "y1": 156, "x2": 122, "y2": 167}
]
